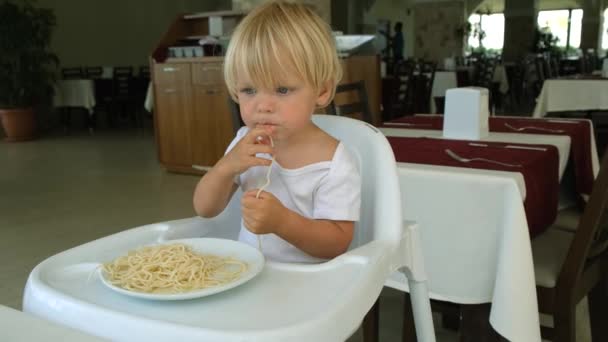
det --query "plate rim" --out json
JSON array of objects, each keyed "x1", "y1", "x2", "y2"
[{"x1": 99, "y1": 237, "x2": 265, "y2": 300}]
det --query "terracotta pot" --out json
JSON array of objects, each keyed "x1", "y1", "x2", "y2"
[{"x1": 0, "y1": 108, "x2": 37, "y2": 142}]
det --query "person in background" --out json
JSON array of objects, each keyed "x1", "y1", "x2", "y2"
[{"x1": 392, "y1": 21, "x2": 404, "y2": 61}]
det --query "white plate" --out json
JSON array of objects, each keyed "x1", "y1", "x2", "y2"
[{"x1": 99, "y1": 238, "x2": 264, "y2": 300}]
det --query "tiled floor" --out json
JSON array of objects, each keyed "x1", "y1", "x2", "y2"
[{"x1": 0, "y1": 127, "x2": 590, "y2": 341}]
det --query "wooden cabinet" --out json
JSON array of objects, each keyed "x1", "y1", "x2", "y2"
[
  {"x1": 154, "y1": 63, "x2": 193, "y2": 167},
  {"x1": 152, "y1": 58, "x2": 233, "y2": 173},
  {"x1": 191, "y1": 85, "x2": 233, "y2": 167},
  {"x1": 151, "y1": 12, "x2": 245, "y2": 174}
]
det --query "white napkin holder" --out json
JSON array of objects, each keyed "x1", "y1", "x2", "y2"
[
  {"x1": 602, "y1": 58, "x2": 608, "y2": 78},
  {"x1": 443, "y1": 87, "x2": 489, "y2": 140}
]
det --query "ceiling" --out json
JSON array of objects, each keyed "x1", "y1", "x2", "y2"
[{"x1": 473, "y1": 0, "x2": 584, "y2": 13}]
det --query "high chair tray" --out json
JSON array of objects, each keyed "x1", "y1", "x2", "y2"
[{"x1": 23, "y1": 218, "x2": 393, "y2": 342}]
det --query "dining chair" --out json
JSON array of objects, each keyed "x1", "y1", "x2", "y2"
[
  {"x1": 473, "y1": 57, "x2": 498, "y2": 112},
  {"x1": 61, "y1": 67, "x2": 84, "y2": 80},
  {"x1": 138, "y1": 66, "x2": 150, "y2": 80},
  {"x1": 532, "y1": 149, "x2": 608, "y2": 341},
  {"x1": 413, "y1": 61, "x2": 436, "y2": 114},
  {"x1": 326, "y1": 80, "x2": 373, "y2": 124},
  {"x1": 433, "y1": 96, "x2": 445, "y2": 114},
  {"x1": 111, "y1": 66, "x2": 135, "y2": 127},
  {"x1": 387, "y1": 59, "x2": 417, "y2": 118},
  {"x1": 84, "y1": 66, "x2": 103, "y2": 79},
  {"x1": 228, "y1": 98, "x2": 244, "y2": 134},
  {"x1": 84, "y1": 67, "x2": 113, "y2": 129},
  {"x1": 58, "y1": 67, "x2": 88, "y2": 133},
  {"x1": 134, "y1": 66, "x2": 151, "y2": 129}
]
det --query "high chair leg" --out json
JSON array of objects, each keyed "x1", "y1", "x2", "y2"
[
  {"x1": 402, "y1": 293, "x2": 416, "y2": 341},
  {"x1": 362, "y1": 298, "x2": 379, "y2": 342}
]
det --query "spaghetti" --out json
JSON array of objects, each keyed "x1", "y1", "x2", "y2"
[
  {"x1": 255, "y1": 135, "x2": 275, "y2": 251},
  {"x1": 103, "y1": 243, "x2": 248, "y2": 294}
]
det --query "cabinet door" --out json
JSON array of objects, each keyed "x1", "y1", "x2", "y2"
[
  {"x1": 192, "y1": 62, "x2": 223, "y2": 86},
  {"x1": 154, "y1": 85, "x2": 193, "y2": 166},
  {"x1": 191, "y1": 86, "x2": 234, "y2": 167},
  {"x1": 154, "y1": 64, "x2": 191, "y2": 86}
]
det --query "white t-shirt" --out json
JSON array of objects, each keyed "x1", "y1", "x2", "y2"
[{"x1": 225, "y1": 127, "x2": 361, "y2": 263}]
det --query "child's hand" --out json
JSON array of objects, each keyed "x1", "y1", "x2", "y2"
[
  {"x1": 219, "y1": 127, "x2": 274, "y2": 177},
  {"x1": 241, "y1": 190, "x2": 286, "y2": 235}
]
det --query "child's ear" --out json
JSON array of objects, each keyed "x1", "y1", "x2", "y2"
[{"x1": 316, "y1": 81, "x2": 334, "y2": 107}]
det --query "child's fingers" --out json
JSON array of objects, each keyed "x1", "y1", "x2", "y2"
[
  {"x1": 243, "y1": 189, "x2": 270, "y2": 201},
  {"x1": 247, "y1": 156, "x2": 272, "y2": 167},
  {"x1": 247, "y1": 144, "x2": 273, "y2": 156},
  {"x1": 243, "y1": 190, "x2": 258, "y2": 198},
  {"x1": 253, "y1": 190, "x2": 269, "y2": 199},
  {"x1": 244, "y1": 127, "x2": 273, "y2": 144}
]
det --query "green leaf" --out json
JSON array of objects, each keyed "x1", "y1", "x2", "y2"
[{"x1": 0, "y1": 0, "x2": 58, "y2": 108}]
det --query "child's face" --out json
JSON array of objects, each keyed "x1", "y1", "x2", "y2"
[{"x1": 236, "y1": 72, "x2": 330, "y2": 142}]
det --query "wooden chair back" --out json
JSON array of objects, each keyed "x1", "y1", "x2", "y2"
[{"x1": 327, "y1": 80, "x2": 373, "y2": 124}]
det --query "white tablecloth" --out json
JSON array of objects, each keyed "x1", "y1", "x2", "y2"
[
  {"x1": 144, "y1": 82, "x2": 153, "y2": 112},
  {"x1": 430, "y1": 71, "x2": 458, "y2": 113},
  {"x1": 101, "y1": 66, "x2": 113, "y2": 79},
  {"x1": 379, "y1": 127, "x2": 584, "y2": 342},
  {"x1": 385, "y1": 164, "x2": 540, "y2": 342},
  {"x1": 493, "y1": 65, "x2": 509, "y2": 94},
  {"x1": 53, "y1": 79, "x2": 96, "y2": 114},
  {"x1": 533, "y1": 79, "x2": 608, "y2": 117},
  {"x1": 0, "y1": 305, "x2": 105, "y2": 341},
  {"x1": 430, "y1": 66, "x2": 509, "y2": 113},
  {"x1": 506, "y1": 116, "x2": 600, "y2": 179}
]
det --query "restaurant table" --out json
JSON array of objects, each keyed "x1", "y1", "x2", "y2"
[
  {"x1": 378, "y1": 115, "x2": 600, "y2": 342},
  {"x1": 383, "y1": 115, "x2": 600, "y2": 196},
  {"x1": 386, "y1": 162, "x2": 541, "y2": 342},
  {"x1": 144, "y1": 82, "x2": 153, "y2": 112},
  {"x1": 380, "y1": 125, "x2": 572, "y2": 180},
  {"x1": 387, "y1": 136, "x2": 559, "y2": 237},
  {"x1": 430, "y1": 66, "x2": 509, "y2": 113},
  {"x1": 53, "y1": 79, "x2": 96, "y2": 114},
  {"x1": 533, "y1": 77, "x2": 608, "y2": 117}
]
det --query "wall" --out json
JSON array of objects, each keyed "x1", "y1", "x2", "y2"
[
  {"x1": 413, "y1": 1, "x2": 465, "y2": 61},
  {"x1": 38, "y1": 0, "x2": 230, "y2": 68},
  {"x1": 233, "y1": 0, "x2": 331, "y2": 22},
  {"x1": 361, "y1": 0, "x2": 415, "y2": 58}
]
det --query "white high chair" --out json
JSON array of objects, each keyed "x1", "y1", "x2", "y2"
[{"x1": 23, "y1": 115, "x2": 435, "y2": 342}]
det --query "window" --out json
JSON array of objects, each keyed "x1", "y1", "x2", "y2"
[
  {"x1": 537, "y1": 9, "x2": 583, "y2": 48},
  {"x1": 467, "y1": 13, "x2": 505, "y2": 50}
]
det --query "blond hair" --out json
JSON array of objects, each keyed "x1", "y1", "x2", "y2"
[{"x1": 224, "y1": 0, "x2": 342, "y2": 106}]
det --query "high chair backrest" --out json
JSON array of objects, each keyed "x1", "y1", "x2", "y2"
[
  {"x1": 312, "y1": 115, "x2": 402, "y2": 248},
  {"x1": 216, "y1": 115, "x2": 403, "y2": 248}
]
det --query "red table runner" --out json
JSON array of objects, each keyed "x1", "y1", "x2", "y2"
[
  {"x1": 383, "y1": 115, "x2": 594, "y2": 196},
  {"x1": 388, "y1": 136, "x2": 560, "y2": 237}
]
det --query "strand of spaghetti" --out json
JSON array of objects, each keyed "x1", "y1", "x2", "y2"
[
  {"x1": 102, "y1": 243, "x2": 248, "y2": 293},
  {"x1": 255, "y1": 135, "x2": 275, "y2": 252}
]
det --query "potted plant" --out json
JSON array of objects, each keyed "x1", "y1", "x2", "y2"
[{"x1": 0, "y1": 0, "x2": 58, "y2": 141}]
